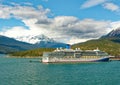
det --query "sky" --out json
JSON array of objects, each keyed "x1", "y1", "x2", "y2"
[{"x1": 0, "y1": 0, "x2": 120, "y2": 44}]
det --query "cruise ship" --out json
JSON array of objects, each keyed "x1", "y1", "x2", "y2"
[{"x1": 42, "y1": 45, "x2": 110, "y2": 63}]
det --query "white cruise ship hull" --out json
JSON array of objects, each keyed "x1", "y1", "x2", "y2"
[{"x1": 42, "y1": 57, "x2": 109, "y2": 63}]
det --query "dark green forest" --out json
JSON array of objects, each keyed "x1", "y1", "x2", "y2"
[{"x1": 10, "y1": 48, "x2": 55, "y2": 57}]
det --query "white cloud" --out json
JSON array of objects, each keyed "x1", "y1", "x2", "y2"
[
  {"x1": 51, "y1": 17, "x2": 111, "y2": 38},
  {"x1": 110, "y1": 21, "x2": 120, "y2": 30},
  {"x1": 0, "y1": 4, "x2": 50, "y2": 19},
  {"x1": 0, "y1": 5, "x2": 12, "y2": 19},
  {"x1": 68, "y1": 37, "x2": 92, "y2": 45},
  {"x1": 81, "y1": 0, "x2": 120, "y2": 13},
  {"x1": 0, "y1": 4, "x2": 116, "y2": 44},
  {"x1": 103, "y1": 3, "x2": 119, "y2": 11},
  {"x1": 35, "y1": 16, "x2": 111, "y2": 44},
  {"x1": 0, "y1": 26, "x2": 30, "y2": 37},
  {"x1": 81, "y1": 0, "x2": 107, "y2": 9}
]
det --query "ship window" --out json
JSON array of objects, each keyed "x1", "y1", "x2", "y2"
[
  {"x1": 43, "y1": 53, "x2": 50, "y2": 57},
  {"x1": 97, "y1": 51, "x2": 108, "y2": 56},
  {"x1": 75, "y1": 53, "x2": 81, "y2": 58},
  {"x1": 49, "y1": 52, "x2": 65, "y2": 58},
  {"x1": 64, "y1": 52, "x2": 74, "y2": 56},
  {"x1": 82, "y1": 52, "x2": 96, "y2": 56}
]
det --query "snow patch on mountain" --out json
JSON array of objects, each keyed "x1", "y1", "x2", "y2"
[
  {"x1": 102, "y1": 27, "x2": 120, "y2": 38},
  {"x1": 15, "y1": 34, "x2": 55, "y2": 44}
]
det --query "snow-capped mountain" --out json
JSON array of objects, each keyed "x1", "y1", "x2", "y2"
[
  {"x1": 0, "y1": 35, "x2": 38, "y2": 53},
  {"x1": 15, "y1": 34, "x2": 67, "y2": 48},
  {"x1": 0, "y1": 34, "x2": 67, "y2": 53},
  {"x1": 16, "y1": 34, "x2": 55, "y2": 44},
  {"x1": 102, "y1": 27, "x2": 120, "y2": 38}
]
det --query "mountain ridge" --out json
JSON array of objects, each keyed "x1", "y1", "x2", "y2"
[
  {"x1": 72, "y1": 27, "x2": 120, "y2": 56},
  {"x1": 0, "y1": 35, "x2": 66, "y2": 53},
  {"x1": 0, "y1": 35, "x2": 38, "y2": 53},
  {"x1": 15, "y1": 34, "x2": 67, "y2": 48},
  {"x1": 15, "y1": 34, "x2": 55, "y2": 44},
  {"x1": 102, "y1": 27, "x2": 120, "y2": 39}
]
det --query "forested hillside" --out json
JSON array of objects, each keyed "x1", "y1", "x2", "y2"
[
  {"x1": 10, "y1": 48, "x2": 55, "y2": 57},
  {"x1": 72, "y1": 38, "x2": 120, "y2": 56}
]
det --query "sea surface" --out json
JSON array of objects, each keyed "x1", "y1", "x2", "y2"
[{"x1": 0, "y1": 54, "x2": 120, "y2": 85}]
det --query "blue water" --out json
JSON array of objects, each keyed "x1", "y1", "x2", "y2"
[{"x1": 0, "y1": 54, "x2": 120, "y2": 85}]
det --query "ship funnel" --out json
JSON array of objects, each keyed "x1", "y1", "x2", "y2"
[{"x1": 66, "y1": 44, "x2": 71, "y2": 49}]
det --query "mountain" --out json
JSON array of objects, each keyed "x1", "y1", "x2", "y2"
[
  {"x1": 15, "y1": 34, "x2": 67, "y2": 48},
  {"x1": 0, "y1": 35, "x2": 67, "y2": 54},
  {"x1": 0, "y1": 35, "x2": 39, "y2": 54},
  {"x1": 16, "y1": 34, "x2": 55, "y2": 44},
  {"x1": 102, "y1": 27, "x2": 120, "y2": 39},
  {"x1": 72, "y1": 38, "x2": 120, "y2": 56},
  {"x1": 9, "y1": 28, "x2": 120, "y2": 57},
  {"x1": 72, "y1": 28, "x2": 120, "y2": 56},
  {"x1": 101, "y1": 27, "x2": 120, "y2": 43}
]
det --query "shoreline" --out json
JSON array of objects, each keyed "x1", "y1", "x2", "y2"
[
  {"x1": 110, "y1": 57, "x2": 120, "y2": 61},
  {"x1": 6, "y1": 55, "x2": 120, "y2": 61},
  {"x1": 7, "y1": 55, "x2": 42, "y2": 58}
]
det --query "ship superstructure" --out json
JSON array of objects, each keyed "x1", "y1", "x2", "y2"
[{"x1": 42, "y1": 46, "x2": 110, "y2": 63}]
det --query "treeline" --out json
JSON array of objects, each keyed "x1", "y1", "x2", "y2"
[
  {"x1": 72, "y1": 38, "x2": 120, "y2": 56},
  {"x1": 10, "y1": 48, "x2": 55, "y2": 57}
]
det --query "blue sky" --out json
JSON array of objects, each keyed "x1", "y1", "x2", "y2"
[{"x1": 0, "y1": 0, "x2": 120, "y2": 44}]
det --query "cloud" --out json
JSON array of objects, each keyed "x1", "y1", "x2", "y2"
[
  {"x1": 34, "y1": 16, "x2": 111, "y2": 44},
  {"x1": 51, "y1": 17, "x2": 110, "y2": 38},
  {"x1": 81, "y1": 0, "x2": 107, "y2": 9},
  {"x1": 110, "y1": 21, "x2": 120, "y2": 30},
  {"x1": 80, "y1": 0, "x2": 120, "y2": 12},
  {"x1": 103, "y1": 3, "x2": 119, "y2": 11},
  {"x1": 0, "y1": 3, "x2": 115, "y2": 44},
  {"x1": 0, "y1": 5, "x2": 12, "y2": 19},
  {"x1": 0, "y1": 26, "x2": 30, "y2": 37},
  {"x1": 0, "y1": 4, "x2": 50, "y2": 19}
]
